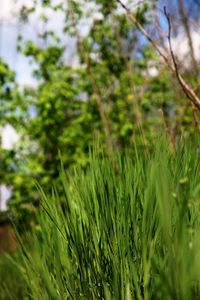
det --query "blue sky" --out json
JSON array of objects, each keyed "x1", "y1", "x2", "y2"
[
  {"x1": 0, "y1": 0, "x2": 72, "y2": 86},
  {"x1": 0, "y1": 0, "x2": 155, "y2": 86},
  {"x1": 0, "y1": 0, "x2": 200, "y2": 86},
  {"x1": 0, "y1": 0, "x2": 102, "y2": 86},
  {"x1": 0, "y1": 0, "x2": 37, "y2": 85}
]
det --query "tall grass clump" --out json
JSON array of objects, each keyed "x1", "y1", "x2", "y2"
[
  {"x1": 0, "y1": 253, "x2": 27, "y2": 300},
  {"x1": 11, "y1": 139, "x2": 200, "y2": 299}
]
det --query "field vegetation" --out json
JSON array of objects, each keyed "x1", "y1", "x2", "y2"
[
  {"x1": 2, "y1": 139, "x2": 200, "y2": 299},
  {"x1": 1, "y1": 0, "x2": 200, "y2": 299}
]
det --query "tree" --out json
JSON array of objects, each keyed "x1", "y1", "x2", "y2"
[{"x1": 1, "y1": 0, "x2": 199, "y2": 224}]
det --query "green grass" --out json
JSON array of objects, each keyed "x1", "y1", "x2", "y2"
[
  {"x1": 2, "y1": 138, "x2": 200, "y2": 299},
  {"x1": 0, "y1": 253, "x2": 27, "y2": 300}
]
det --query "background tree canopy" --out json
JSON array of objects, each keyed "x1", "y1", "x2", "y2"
[{"x1": 0, "y1": 0, "x2": 200, "y2": 225}]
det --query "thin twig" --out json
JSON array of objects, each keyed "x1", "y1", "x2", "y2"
[
  {"x1": 177, "y1": 0, "x2": 199, "y2": 78},
  {"x1": 164, "y1": 7, "x2": 200, "y2": 135},
  {"x1": 67, "y1": 0, "x2": 114, "y2": 159},
  {"x1": 191, "y1": 103, "x2": 200, "y2": 134},
  {"x1": 158, "y1": 108, "x2": 175, "y2": 153},
  {"x1": 116, "y1": 0, "x2": 200, "y2": 110},
  {"x1": 116, "y1": 35, "x2": 148, "y2": 150}
]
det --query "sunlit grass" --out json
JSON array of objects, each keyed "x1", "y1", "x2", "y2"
[{"x1": 2, "y1": 138, "x2": 200, "y2": 299}]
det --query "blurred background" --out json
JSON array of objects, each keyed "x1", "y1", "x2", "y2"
[{"x1": 0, "y1": 0, "x2": 200, "y2": 241}]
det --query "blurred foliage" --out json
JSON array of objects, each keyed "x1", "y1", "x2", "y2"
[{"x1": 0, "y1": 0, "x2": 199, "y2": 226}]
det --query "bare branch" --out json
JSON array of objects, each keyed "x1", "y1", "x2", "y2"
[
  {"x1": 158, "y1": 108, "x2": 175, "y2": 153},
  {"x1": 164, "y1": 7, "x2": 186, "y2": 96},
  {"x1": 177, "y1": 0, "x2": 199, "y2": 78},
  {"x1": 164, "y1": 6, "x2": 200, "y2": 135},
  {"x1": 67, "y1": 0, "x2": 114, "y2": 159},
  {"x1": 116, "y1": 0, "x2": 200, "y2": 110}
]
